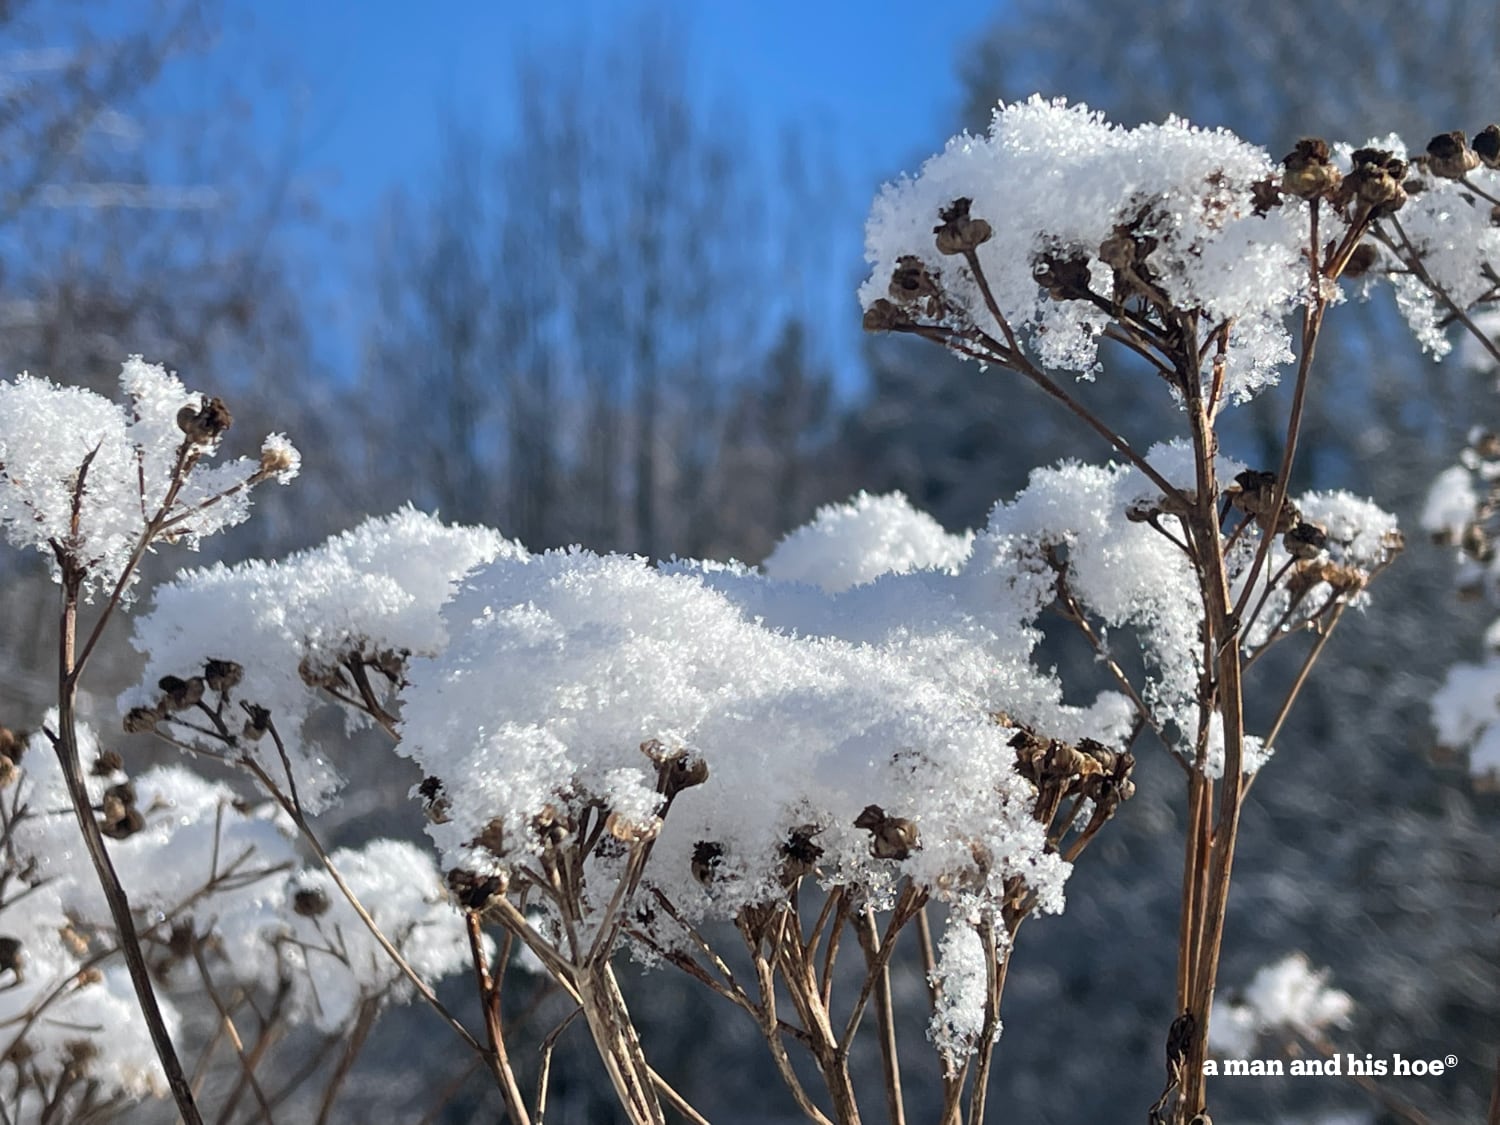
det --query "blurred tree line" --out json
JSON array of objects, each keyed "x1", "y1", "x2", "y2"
[{"x1": 1, "y1": 1, "x2": 1496, "y2": 1122}]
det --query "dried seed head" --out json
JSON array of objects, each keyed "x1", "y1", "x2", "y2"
[
  {"x1": 862, "y1": 298, "x2": 905, "y2": 333},
  {"x1": 854, "y1": 804, "x2": 920, "y2": 860},
  {"x1": 99, "y1": 797, "x2": 144, "y2": 840},
  {"x1": 1281, "y1": 138, "x2": 1341, "y2": 200},
  {"x1": 447, "y1": 867, "x2": 507, "y2": 910},
  {"x1": 204, "y1": 658, "x2": 244, "y2": 694},
  {"x1": 91, "y1": 749, "x2": 124, "y2": 776},
  {"x1": 0, "y1": 726, "x2": 22, "y2": 763},
  {"x1": 0, "y1": 757, "x2": 13, "y2": 789},
  {"x1": 472, "y1": 817, "x2": 506, "y2": 857},
  {"x1": 1474, "y1": 125, "x2": 1500, "y2": 169},
  {"x1": 1341, "y1": 148, "x2": 1408, "y2": 215},
  {"x1": 241, "y1": 703, "x2": 271, "y2": 742},
  {"x1": 297, "y1": 655, "x2": 345, "y2": 690},
  {"x1": 1426, "y1": 131, "x2": 1480, "y2": 179},
  {"x1": 158, "y1": 675, "x2": 205, "y2": 712},
  {"x1": 691, "y1": 840, "x2": 725, "y2": 885},
  {"x1": 1032, "y1": 253, "x2": 1093, "y2": 301},
  {"x1": 605, "y1": 810, "x2": 661, "y2": 843},
  {"x1": 176, "y1": 395, "x2": 233, "y2": 445},
  {"x1": 258, "y1": 441, "x2": 297, "y2": 477},
  {"x1": 124, "y1": 705, "x2": 163, "y2": 734},
  {"x1": 888, "y1": 255, "x2": 944, "y2": 318},
  {"x1": 58, "y1": 926, "x2": 89, "y2": 957},
  {"x1": 62, "y1": 1039, "x2": 98, "y2": 1079},
  {"x1": 779, "y1": 824, "x2": 825, "y2": 885},
  {"x1": 933, "y1": 197, "x2": 993, "y2": 256},
  {"x1": 1283, "y1": 521, "x2": 1328, "y2": 561},
  {"x1": 292, "y1": 887, "x2": 330, "y2": 918}
]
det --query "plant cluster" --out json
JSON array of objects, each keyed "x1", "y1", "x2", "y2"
[{"x1": 1, "y1": 98, "x2": 1497, "y2": 1124}]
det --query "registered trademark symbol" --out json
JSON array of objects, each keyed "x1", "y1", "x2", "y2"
[{"x1": 1445, "y1": 1055, "x2": 1458, "y2": 1067}]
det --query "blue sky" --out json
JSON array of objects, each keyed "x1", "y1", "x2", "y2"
[{"x1": 228, "y1": 0, "x2": 1000, "y2": 383}]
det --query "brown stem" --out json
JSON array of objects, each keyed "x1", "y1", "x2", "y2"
[
  {"x1": 466, "y1": 912, "x2": 532, "y2": 1124},
  {"x1": 50, "y1": 574, "x2": 204, "y2": 1125},
  {"x1": 855, "y1": 907, "x2": 906, "y2": 1125}
]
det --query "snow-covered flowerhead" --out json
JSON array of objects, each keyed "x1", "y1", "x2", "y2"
[
  {"x1": 861, "y1": 97, "x2": 1314, "y2": 401},
  {"x1": 0, "y1": 358, "x2": 298, "y2": 600}
]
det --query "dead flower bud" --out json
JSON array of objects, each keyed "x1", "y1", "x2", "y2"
[
  {"x1": 691, "y1": 840, "x2": 725, "y2": 885},
  {"x1": 59, "y1": 926, "x2": 90, "y2": 957},
  {"x1": 606, "y1": 811, "x2": 661, "y2": 843},
  {"x1": 1341, "y1": 242, "x2": 1379, "y2": 278},
  {"x1": 0, "y1": 726, "x2": 22, "y2": 763},
  {"x1": 1125, "y1": 498, "x2": 1162, "y2": 523},
  {"x1": 854, "y1": 804, "x2": 920, "y2": 860},
  {"x1": 447, "y1": 867, "x2": 507, "y2": 910},
  {"x1": 91, "y1": 749, "x2": 124, "y2": 776},
  {"x1": 779, "y1": 824, "x2": 825, "y2": 885},
  {"x1": 933, "y1": 196, "x2": 993, "y2": 256},
  {"x1": 99, "y1": 796, "x2": 144, "y2": 840},
  {"x1": 1032, "y1": 253, "x2": 1094, "y2": 301},
  {"x1": 203, "y1": 658, "x2": 243, "y2": 694},
  {"x1": 0, "y1": 757, "x2": 13, "y2": 789},
  {"x1": 418, "y1": 776, "x2": 452, "y2": 824},
  {"x1": 1340, "y1": 148, "x2": 1407, "y2": 215},
  {"x1": 241, "y1": 703, "x2": 271, "y2": 742},
  {"x1": 297, "y1": 655, "x2": 346, "y2": 690},
  {"x1": 0, "y1": 937, "x2": 22, "y2": 980},
  {"x1": 888, "y1": 255, "x2": 944, "y2": 318},
  {"x1": 1281, "y1": 139, "x2": 1341, "y2": 200},
  {"x1": 258, "y1": 441, "x2": 297, "y2": 477},
  {"x1": 292, "y1": 887, "x2": 330, "y2": 918},
  {"x1": 1474, "y1": 125, "x2": 1500, "y2": 169},
  {"x1": 1426, "y1": 131, "x2": 1480, "y2": 179},
  {"x1": 472, "y1": 817, "x2": 506, "y2": 857},
  {"x1": 1283, "y1": 521, "x2": 1328, "y2": 560},
  {"x1": 862, "y1": 298, "x2": 905, "y2": 333},
  {"x1": 124, "y1": 705, "x2": 163, "y2": 734},
  {"x1": 176, "y1": 396, "x2": 233, "y2": 445},
  {"x1": 62, "y1": 1039, "x2": 98, "y2": 1080},
  {"x1": 157, "y1": 674, "x2": 205, "y2": 712}
]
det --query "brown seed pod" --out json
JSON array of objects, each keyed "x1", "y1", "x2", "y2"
[
  {"x1": 1426, "y1": 131, "x2": 1480, "y2": 179},
  {"x1": 446, "y1": 867, "x2": 508, "y2": 910},
  {"x1": 1282, "y1": 521, "x2": 1328, "y2": 561},
  {"x1": 854, "y1": 804, "x2": 920, "y2": 860},
  {"x1": 292, "y1": 887, "x2": 330, "y2": 918},
  {"x1": 1281, "y1": 138, "x2": 1341, "y2": 200},
  {"x1": 933, "y1": 197, "x2": 993, "y2": 256},
  {"x1": 177, "y1": 396, "x2": 233, "y2": 444},
  {"x1": 204, "y1": 658, "x2": 244, "y2": 694}
]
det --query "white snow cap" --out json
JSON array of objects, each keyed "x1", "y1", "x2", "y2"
[
  {"x1": 861, "y1": 97, "x2": 1311, "y2": 401},
  {"x1": 1209, "y1": 952, "x2": 1354, "y2": 1056}
]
